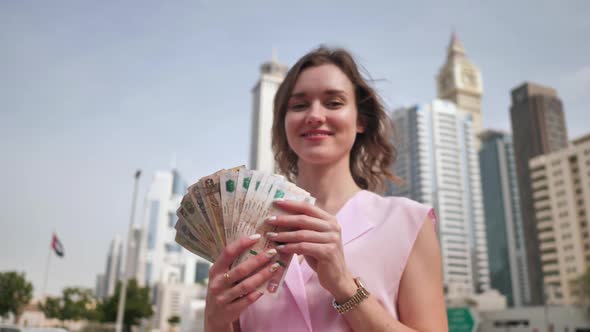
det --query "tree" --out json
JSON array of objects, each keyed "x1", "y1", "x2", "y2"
[
  {"x1": 576, "y1": 267, "x2": 590, "y2": 316},
  {"x1": 167, "y1": 315, "x2": 180, "y2": 325},
  {"x1": 39, "y1": 287, "x2": 96, "y2": 324},
  {"x1": 0, "y1": 271, "x2": 33, "y2": 324},
  {"x1": 167, "y1": 315, "x2": 180, "y2": 332},
  {"x1": 99, "y1": 279, "x2": 153, "y2": 332}
]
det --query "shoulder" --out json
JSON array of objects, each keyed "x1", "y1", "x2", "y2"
[{"x1": 358, "y1": 191, "x2": 433, "y2": 229}]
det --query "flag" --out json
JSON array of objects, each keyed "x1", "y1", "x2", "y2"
[{"x1": 51, "y1": 233, "x2": 64, "y2": 257}]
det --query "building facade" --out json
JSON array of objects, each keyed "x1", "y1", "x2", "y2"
[
  {"x1": 126, "y1": 226, "x2": 145, "y2": 285},
  {"x1": 389, "y1": 99, "x2": 490, "y2": 295},
  {"x1": 479, "y1": 130, "x2": 530, "y2": 306},
  {"x1": 529, "y1": 134, "x2": 590, "y2": 305},
  {"x1": 437, "y1": 33, "x2": 484, "y2": 148},
  {"x1": 142, "y1": 169, "x2": 209, "y2": 288},
  {"x1": 103, "y1": 235, "x2": 123, "y2": 298},
  {"x1": 509, "y1": 82, "x2": 569, "y2": 304},
  {"x1": 249, "y1": 52, "x2": 288, "y2": 173}
]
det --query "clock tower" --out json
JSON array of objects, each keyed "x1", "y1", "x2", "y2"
[{"x1": 437, "y1": 32, "x2": 484, "y2": 148}]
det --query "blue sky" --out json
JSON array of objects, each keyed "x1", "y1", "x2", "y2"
[{"x1": 1, "y1": 1, "x2": 588, "y2": 296}]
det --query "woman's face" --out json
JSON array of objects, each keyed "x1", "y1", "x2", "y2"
[{"x1": 285, "y1": 64, "x2": 364, "y2": 167}]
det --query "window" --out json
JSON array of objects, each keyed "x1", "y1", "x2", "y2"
[
  {"x1": 165, "y1": 243, "x2": 181, "y2": 253},
  {"x1": 195, "y1": 262, "x2": 210, "y2": 283},
  {"x1": 168, "y1": 212, "x2": 176, "y2": 227},
  {"x1": 145, "y1": 263, "x2": 152, "y2": 285},
  {"x1": 148, "y1": 201, "x2": 160, "y2": 250}
]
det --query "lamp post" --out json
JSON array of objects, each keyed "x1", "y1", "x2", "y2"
[{"x1": 115, "y1": 170, "x2": 141, "y2": 332}]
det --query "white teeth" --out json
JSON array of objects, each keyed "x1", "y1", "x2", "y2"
[{"x1": 304, "y1": 133, "x2": 331, "y2": 137}]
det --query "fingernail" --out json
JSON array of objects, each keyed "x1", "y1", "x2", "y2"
[
  {"x1": 265, "y1": 249, "x2": 278, "y2": 258},
  {"x1": 273, "y1": 198, "x2": 284, "y2": 202},
  {"x1": 265, "y1": 216, "x2": 277, "y2": 223},
  {"x1": 269, "y1": 262, "x2": 280, "y2": 273},
  {"x1": 266, "y1": 232, "x2": 278, "y2": 238},
  {"x1": 276, "y1": 244, "x2": 285, "y2": 250},
  {"x1": 249, "y1": 234, "x2": 261, "y2": 240},
  {"x1": 268, "y1": 282, "x2": 279, "y2": 293}
]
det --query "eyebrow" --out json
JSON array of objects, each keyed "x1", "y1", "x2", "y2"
[{"x1": 289, "y1": 89, "x2": 348, "y2": 99}]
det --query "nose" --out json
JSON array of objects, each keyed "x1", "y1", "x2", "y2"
[{"x1": 305, "y1": 101, "x2": 326, "y2": 126}]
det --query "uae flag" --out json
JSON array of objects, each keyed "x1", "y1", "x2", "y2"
[{"x1": 51, "y1": 233, "x2": 64, "y2": 257}]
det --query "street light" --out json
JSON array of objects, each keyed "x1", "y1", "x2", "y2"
[{"x1": 115, "y1": 170, "x2": 141, "y2": 332}]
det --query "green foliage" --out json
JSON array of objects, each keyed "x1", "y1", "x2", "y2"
[
  {"x1": 99, "y1": 279, "x2": 153, "y2": 331},
  {"x1": 576, "y1": 267, "x2": 590, "y2": 317},
  {"x1": 167, "y1": 315, "x2": 180, "y2": 325},
  {"x1": 39, "y1": 287, "x2": 96, "y2": 322},
  {"x1": 0, "y1": 271, "x2": 33, "y2": 322}
]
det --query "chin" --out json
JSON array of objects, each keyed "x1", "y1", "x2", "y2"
[{"x1": 297, "y1": 150, "x2": 347, "y2": 167}]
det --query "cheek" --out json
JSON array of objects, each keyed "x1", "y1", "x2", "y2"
[{"x1": 284, "y1": 113, "x2": 300, "y2": 145}]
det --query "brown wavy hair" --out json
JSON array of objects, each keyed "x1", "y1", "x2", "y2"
[{"x1": 271, "y1": 47, "x2": 399, "y2": 193}]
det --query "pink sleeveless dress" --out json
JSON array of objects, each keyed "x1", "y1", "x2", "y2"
[{"x1": 239, "y1": 190, "x2": 435, "y2": 332}]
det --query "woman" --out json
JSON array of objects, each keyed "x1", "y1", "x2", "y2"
[{"x1": 204, "y1": 47, "x2": 447, "y2": 331}]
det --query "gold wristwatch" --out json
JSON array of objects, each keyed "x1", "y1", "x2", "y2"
[{"x1": 332, "y1": 277, "x2": 370, "y2": 314}]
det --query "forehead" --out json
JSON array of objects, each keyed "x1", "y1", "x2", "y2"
[{"x1": 291, "y1": 64, "x2": 354, "y2": 97}]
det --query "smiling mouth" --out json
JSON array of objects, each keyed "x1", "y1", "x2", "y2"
[{"x1": 301, "y1": 131, "x2": 334, "y2": 137}]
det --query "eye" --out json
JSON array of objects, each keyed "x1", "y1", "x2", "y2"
[
  {"x1": 325, "y1": 100, "x2": 344, "y2": 109},
  {"x1": 288, "y1": 103, "x2": 308, "y2": 111}
]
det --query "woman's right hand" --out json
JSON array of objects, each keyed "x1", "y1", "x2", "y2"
[{"x1": 204, "y1": 233, "x2": 283, "y2": 332}]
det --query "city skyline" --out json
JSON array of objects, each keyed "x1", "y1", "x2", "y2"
[{"x1": 1, "y1": 1, "x2": 589, "y2": 296}]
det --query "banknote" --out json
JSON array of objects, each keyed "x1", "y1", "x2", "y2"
[
  {"x1": 174, "y1": 167, "x2": 316, "y2": 296},
  {"x1": 220, "y1": 166, "x2": 244, "y2": 244},
  {"x1": 177, "y1": 196, "x2": 218, "y2": 257},
  {"x1": 187, "y1": 184, "x2": 216, "y2": 241},
  {"x1": 236, "y1": 171, "x2": 267, "y2": 238},
  {"x1": 197, "y1": 170, "x2": 226, "y2": 248},
  {"x1": 175, "y1": 220, "x2": 214, "y2": 262},
  {"x1": 230, "y1": 169, "x2": 252, "y2": 244}
]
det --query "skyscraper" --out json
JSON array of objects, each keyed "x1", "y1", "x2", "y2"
[
  {"x1": 126, "y1": 226, "x2": 145, "y2": 285},
  {"x1": 104, "y1": 235, "x2": 123, "y2": 297},
  {"x1": 249, "y1": 52, "x2": 288, "y2": 173},
  {"x1": 509, "y1": 82, "x2": 569, "y2": 305},
  {"x1": 529, "y1": 134, "x2": 590, "y2": 305},
  {"x1": 437, "y1": 32, "x2": 484, "y2": 149},
  {"x1": 95, "y1": 274, "x2": 106, "y2": 299},
  {"x1": 479, "y1": 130, "x2": 530, "y2": 306},
  {"x1": 389, "y1": 99, "x2": 490, "y2": 295},
  {"x1": 142, "y1": 169, "x2": 210, "y2": 287}
]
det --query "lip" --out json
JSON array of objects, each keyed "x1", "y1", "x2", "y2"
[{"x1": 300, "y1": 129, "x2": 334, "y2": 141}]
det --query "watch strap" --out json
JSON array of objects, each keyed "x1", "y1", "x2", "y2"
[{"x1": 332, "y1": 277, "x2": 370, "y2": 314}]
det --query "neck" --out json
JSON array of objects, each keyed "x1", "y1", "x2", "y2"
[{"x1": 295, "y1": 156, "x2": 362, "y2": 215}]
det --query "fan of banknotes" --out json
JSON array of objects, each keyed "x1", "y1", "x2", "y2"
[{"x1": 174, "y1": 165, "x2": 316, "y2": 275}]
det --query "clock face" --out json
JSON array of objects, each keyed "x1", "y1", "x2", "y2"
[
  {"x1": 462, "y1": 70, "x2": 477, "y2": 87},
  {"x1": 440, "y1": 74, "x2": 453, "y2": 92}
]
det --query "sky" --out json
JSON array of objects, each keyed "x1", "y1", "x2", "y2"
[{"x1": 1, "y1": 1, "x2": 588, "y2": 297}]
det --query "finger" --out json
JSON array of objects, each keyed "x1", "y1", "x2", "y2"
[
  {"x1": 276, "y1": 242, "x2": 334, "y2": 260},
  {"x1": 210, "y1": 234, "x2": 262, "y2": 276},
  {"x1": 265, "y1": 214, "x2": 333, "y2": 232},
  {"x1": 225, "y1": 248, "x2": 279, "y2": 284},
  {"x1": 217, "y1": 262, "x2": 284, "y2": 305},
  {"x1": 266, "y1": 230, "x2": 336, "y2": 244},
  {"x1": 266, "y1": 256, "x2": 289, "y2": 293},
  {"x1": 224, "y1": 290, "x2": 264, "y2": 318},
  {"x1": 273, "y1": 199, "x2": 332, "y2": 221}
]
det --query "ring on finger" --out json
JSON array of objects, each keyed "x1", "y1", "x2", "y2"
[{"x1": 223, "y1": 272, "x2": 231, "y2": 285}]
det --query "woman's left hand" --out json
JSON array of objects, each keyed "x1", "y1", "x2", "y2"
[{"x1": 264, "y1": 199, "x2": 354, "y2": 297}]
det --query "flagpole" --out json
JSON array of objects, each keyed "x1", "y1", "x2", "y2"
[
  {"x1": 115, "y1": 170, "x2": 141, "y2": 332},
  {"x1": 42, "y1": 236, "x2": 53, "y2": 298}
]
